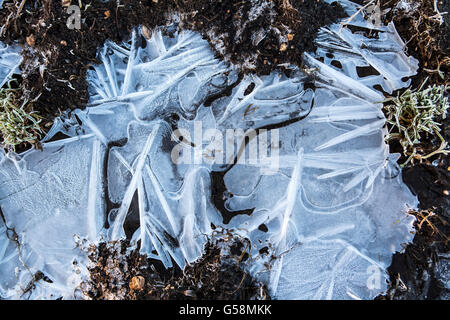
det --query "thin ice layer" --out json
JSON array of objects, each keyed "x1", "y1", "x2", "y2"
[
  {"x1": 0, "y1": 0, "x2": 418, "y2": 300},
  {"x1": 0, "y1": 136, "x2": 102, "y2": 299},
  {"x1": 0, "y1": 43, "x2": 21, "y2": 89}
]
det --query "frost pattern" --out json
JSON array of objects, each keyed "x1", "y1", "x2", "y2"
[
  {"x1": 315, "y1": 0, "x2": 418, "y2": 94},
  {"x1": 0, "y1": 1, "x2": 418, "y2": 300}
]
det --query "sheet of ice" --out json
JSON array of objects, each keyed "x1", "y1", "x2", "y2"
[
  {"x1": 0, "y1": 43, "x2": 21, "y2": 89},
  {"x1": 0, "y1": 136, "x2": 102, "y2": 298},
  {"x1": 0, "y1": 0, "x2": 419, "y2": 299},
  {"x1": 319, "y1": 0, "x2": 418, "y2": 94}
]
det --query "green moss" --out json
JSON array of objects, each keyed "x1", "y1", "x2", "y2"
[
  {"x1": 384, "y1": 78, "x2": 448, "y2": 166},
  {"x1": 0, "y1": 80, "x2": 43, "y2": 151}
]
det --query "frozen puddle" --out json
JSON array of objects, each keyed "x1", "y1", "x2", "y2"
[{"x1": 0, "y1": 1, "x2": 419, "y2": 299}]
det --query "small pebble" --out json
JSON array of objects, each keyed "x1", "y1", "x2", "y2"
[
  {"x1": 129, "y1": 276, "x2": 145, "y2": 291},
  {"x1": 142, "y1": 25, "x2": 152, "y2": 40},
  {"x1": 26, "y1": 34, "x2": 35, "y2": 47}
]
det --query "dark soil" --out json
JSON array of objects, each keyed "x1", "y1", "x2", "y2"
[
  {"x1": 378, "y1": 164, "x2": 450, "y2": 300},
  {"x1": 0, "y1": 0, "x2": 346, "y2": 152},
  {"x1": 179, "y1": 0, "x2": 347, "y2": 75},
  {"x1": 378, "y1": 0, "x2": 449, "y2": 300},
  {"x1": 81, "y1": 233, "x2": 269, "y2": 300}
]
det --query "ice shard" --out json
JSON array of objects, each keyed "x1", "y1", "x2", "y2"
[{"x1": 0, "y1": 43, "x2": 21, "y2": 89}]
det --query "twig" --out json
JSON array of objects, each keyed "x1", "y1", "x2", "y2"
[
  {"x1": 339, "y1": 0, "x2": 375, "y2": 33},
  {"x1": 0, "y1": 207, "x2": 37, "y2": 298},
  {"x1": 431, "y1": 0, "x2": 447, "y2": 25}
]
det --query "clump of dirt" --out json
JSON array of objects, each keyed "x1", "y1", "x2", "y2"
[
  {"x1": 80, "y1": 232, "x2": 269, "y2": 300},
  {"x1": 179, "y1": 0, "x2": 347, "y2": 75},
  {"x1": 0, "y1": 0, "x2": 346, "y2": 150},
  {"x1": 381, "y1": 0, "x2": 449, "y2": 87}
]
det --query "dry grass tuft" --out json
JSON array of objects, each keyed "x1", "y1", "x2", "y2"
[
  {"x1": 0, "y1": 80, "x2": 43, "y2": 151},
  {"x1": 384, "y1": 78, "x2": 449, "y2": 166}
]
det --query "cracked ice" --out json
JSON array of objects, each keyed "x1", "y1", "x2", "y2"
[{"x1": 0, "y1": 0, "x2": 419, "y2": 300}]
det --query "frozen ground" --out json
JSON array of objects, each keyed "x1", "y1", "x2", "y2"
[{"x1": 0, "y1": 0, "x2": 419, "y2": 299}]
